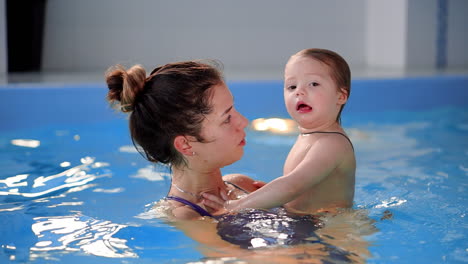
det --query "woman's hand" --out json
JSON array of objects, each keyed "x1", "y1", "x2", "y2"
[
  {"x1": 203, "y1": 179, "x2": 264, "y2": 214},
  {"x1": 252, "y1": 181, "x2": 266, "y2": 190},
  {"x1": 202, "y1": 191, "x2": 238, "y2": 214}
]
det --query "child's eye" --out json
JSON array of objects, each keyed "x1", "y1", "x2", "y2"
[
  {"x1": 223, "y1": 115, "x2": 232, "y2": 124},
  {"x1": 286, "y1": 85, "x2": 297, "y2": 90},
  {"x1": 310, "y1": 82, "x2": 319, "y2": 87}
]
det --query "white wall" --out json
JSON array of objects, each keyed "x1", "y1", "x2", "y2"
[
  {"x1": 447, "y1": 0, "x2": 468, "y2": 68},
  {"x1": 406, "y1": 0, "x2": 438, "y2": 68},
  {"x1": 42, "y1": 0, "x2": 367, "y2": 78},
  {"x1": 0, "y1": 0, "x2": 6, "y2": 76},
  {"x1": 366, "y1": 0, "x2": 408, "y2": 68},
  {"x1": 365, "y1": 0, "x2": 467, "y2": 71},
  {"x1": 39, "y1": 0, "x2": 468, "y2": 78}
]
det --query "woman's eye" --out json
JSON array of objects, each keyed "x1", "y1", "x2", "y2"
[{"x1": 223, "y1": 115, "x2": 232, "y2": 124}]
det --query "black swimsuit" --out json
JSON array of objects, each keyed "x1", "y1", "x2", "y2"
[{"x1": 165, "y1": 176, "x2": 352, "y2": 261}]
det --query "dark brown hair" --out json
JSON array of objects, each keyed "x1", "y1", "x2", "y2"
[
  {"x1": 105, "y1": 60, "x2": 224, "y2": 168},
  {"x1": 291, "y1": 48, "x2": 351, "y2": 123}
]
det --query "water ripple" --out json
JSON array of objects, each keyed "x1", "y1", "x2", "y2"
[
  {"x1": 31, "y1": 214, "x2": 136, "y2": 259},
  {"x1": 0, "y1": 157, "x2": 110, "y2": 203}
]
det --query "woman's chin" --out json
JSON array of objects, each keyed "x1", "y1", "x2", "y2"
[{"x1": 223, "y1": 152, "x2": 244, "y2": 167}]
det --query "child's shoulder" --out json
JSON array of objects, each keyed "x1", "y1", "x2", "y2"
[
  {"x1": 300, "y1": 131, "x2": 354, "y2": 164},
  {"x1": 319, "y1": 131, "x2": 353, "y2": 150},
  {"x1": 302, "y1": 130, "x2": 353, "y2": 151}
]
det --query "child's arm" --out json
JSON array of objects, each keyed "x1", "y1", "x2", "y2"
[
  {"x1": 222, "y1": 173, "x2": 266, "y2": 193},
  {"x1": 203, "y1": 136, "x2": 348, "y2": 211}
]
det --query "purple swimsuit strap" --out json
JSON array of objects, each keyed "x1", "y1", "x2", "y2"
[{"x1": 166, "y1": 196, "x2": 213, "y2": 217}]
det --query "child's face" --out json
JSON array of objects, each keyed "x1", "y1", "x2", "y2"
[{"x1": 284, "y1": 56, "x2": 347, "y2": 130}]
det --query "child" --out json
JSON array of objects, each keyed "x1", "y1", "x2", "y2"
[{"x1": 203, "y1": 48, "x2": 355, "y2": 214}]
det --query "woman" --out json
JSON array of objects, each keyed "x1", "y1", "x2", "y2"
[{"x1": 105, "y1": 60, "x2": 261, "y2": 220}]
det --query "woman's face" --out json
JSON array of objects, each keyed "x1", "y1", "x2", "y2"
[{"x1": 192, "y1": 83, "x2": 248, "y2": 169}]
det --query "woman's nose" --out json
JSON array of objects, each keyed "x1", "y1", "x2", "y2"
[{"x1": 237, "y1": 111, "x2": 249, "y2": 129}]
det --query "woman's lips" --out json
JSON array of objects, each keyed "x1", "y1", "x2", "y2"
[{"x1": 239, "y1": 138, "x2": 246, "y2": 146}]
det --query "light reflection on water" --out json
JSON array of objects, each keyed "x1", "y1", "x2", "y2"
[
  {"x1": 30, "y1": 214, "x2": 136, "y2": 259},
  {"x1": 10, "y1": 139, "x2": 41, "y2": 148},
  {"x1": 130, "y1": 165, "x2": 170, "y2": 182},
  {"x1": 0, "y1": 154, "x2": 139, "y2": 262},
  {"x1": 0, "y1": 157, "x2": 110, "y2": 202},
  {"x1": 250, "y1": 118, "x2": 298, "y2": 134}
]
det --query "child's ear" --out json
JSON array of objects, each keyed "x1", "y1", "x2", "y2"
[
  {"x1": 173, "y1": 135, "x2": 194, "y2": 156},
  {"x1": 338, "y1": 87, "x2": 348, "y2": 105}
]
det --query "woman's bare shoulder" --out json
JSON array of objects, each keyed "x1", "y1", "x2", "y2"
[{"x1": 151, "y1": 199, "x2": 200, "y2": 221}]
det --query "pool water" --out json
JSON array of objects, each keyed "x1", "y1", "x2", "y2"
[{"x1": 0, "y1": 77, "x2": 467, "y2": 263}]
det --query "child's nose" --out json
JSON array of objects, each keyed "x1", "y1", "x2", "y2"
[{"x1": 295, "y1": 85, "x2": 306, "y2": 96}]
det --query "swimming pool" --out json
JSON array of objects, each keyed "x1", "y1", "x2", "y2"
[{"x1": 0, "y1": 76, "x2": 467, "y2": 263}]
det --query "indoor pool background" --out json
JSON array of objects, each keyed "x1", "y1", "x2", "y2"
[{"x1": 0, "y1": 76, "x2": 467, "y2": 263}]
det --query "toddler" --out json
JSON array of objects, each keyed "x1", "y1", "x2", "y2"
[{"x1": 204, "y1": 48, "x2": 355, "y2": 214}]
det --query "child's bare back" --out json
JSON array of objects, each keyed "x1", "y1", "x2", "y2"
[{"x1": 283, "y1": 131, "x2": 355, "y2": 213}]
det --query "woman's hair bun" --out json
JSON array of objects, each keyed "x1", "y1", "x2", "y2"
[{"x1": 105, "y1": 64, "x2": 146, "y2": 112}]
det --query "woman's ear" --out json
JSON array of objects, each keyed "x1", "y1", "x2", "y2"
[
  {"x1": 173, "y1": 135, "x2": 194, "y2": 156},
  {"x1": 337, "y1": 87, "x2": 348, "y2": 105}
]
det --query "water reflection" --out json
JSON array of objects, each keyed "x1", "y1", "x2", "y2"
[
  {"x1": 0, "y1": 157, "x2": 110, "y2": 203},
  {"x1": 119, "y1": 145, "x2": 138, "y2": 153},
  {"x1": 251, "y1": 118, "x2": 297, "y2": 134},
  {"x1": 0, "y1": 156, "x2": 122, "y2": 262},
  {"x1": 31, "y1": 214, "x2": 136, "y2": 259},
  {"x1": 59, "y1": 161, "x2": 71, "y2": 167},
  {"x1": 166, "y1": 208, "x2": 376, "y2": 263},
  {"x1": 93, "y1": 187, "x2": 125, "y2": 193},
  {"x1": 130, "y1": 165, "x2": 170, "y2": 182},
  {"x1": 10, "y1": 139, "x2": 41, "y2": 148},
  {"x1": 349, "y1": 122, "x2": 437, "y2": 182}
]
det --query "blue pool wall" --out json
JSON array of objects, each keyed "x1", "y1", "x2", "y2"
[{"x1": 0, "y1": 75, "x2": 467, "y2": 131}]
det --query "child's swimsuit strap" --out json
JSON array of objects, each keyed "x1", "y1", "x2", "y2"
[
  {"x1": 166, "y1": 196, "x2": 213, "y2": 217},
  {"x1": 301, "y1": 131, "x2": 354, "y2": 151}
]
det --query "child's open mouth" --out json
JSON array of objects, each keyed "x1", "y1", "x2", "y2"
[{"x1": 296, "y1": 102, "x2": 312, "y2": 113}]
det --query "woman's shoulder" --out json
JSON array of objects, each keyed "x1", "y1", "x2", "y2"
[
  {"x1": 149, "y1": 198, "x2": 201, "y2": 221},
  {"x1": 147, "y1": 199, "x2": 176, "y2": 220}
]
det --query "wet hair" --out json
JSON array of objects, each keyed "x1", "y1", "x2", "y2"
[
  {"x1": 105, "y1": 60, "x2": 224, "y2": 168},
  {"x1": 290, "y1": 48, "x2": 351, "y2": 123}
]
